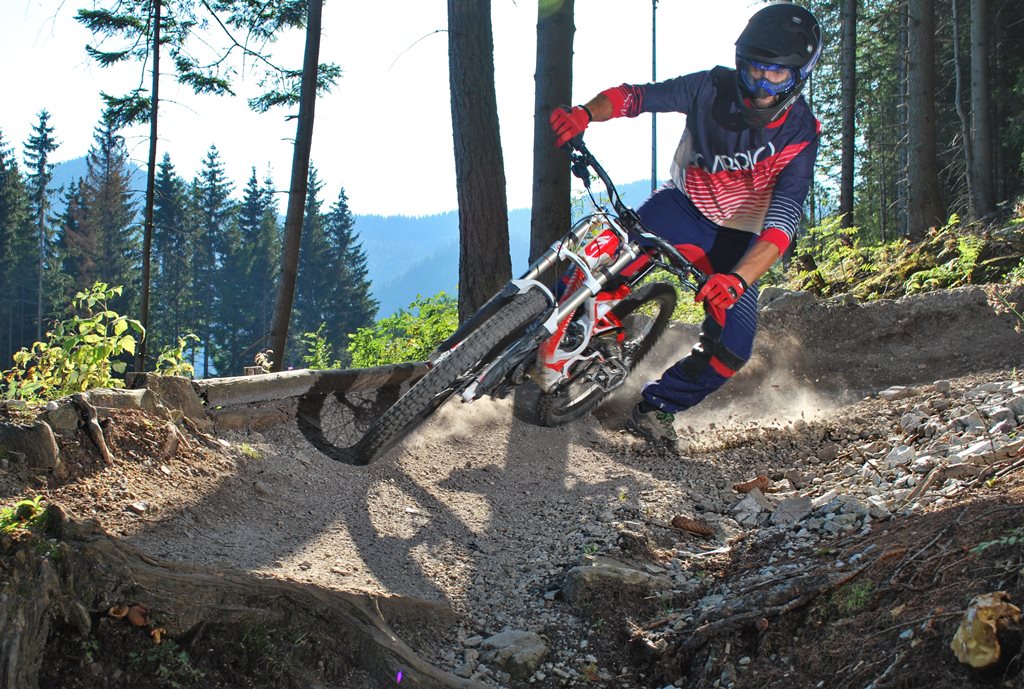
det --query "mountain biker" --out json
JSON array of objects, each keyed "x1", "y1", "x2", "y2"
[{"x1": 549, "y1": 2, "x2": 823, "y2": 447}]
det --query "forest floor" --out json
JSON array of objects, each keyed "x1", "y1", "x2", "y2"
[{"x1": 2, "y1": 283, "x2": 1024, "y2": 689}]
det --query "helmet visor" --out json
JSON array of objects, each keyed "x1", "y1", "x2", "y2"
[{"x1": 738, "y1": 58, "x2": 797, "y2": 97}]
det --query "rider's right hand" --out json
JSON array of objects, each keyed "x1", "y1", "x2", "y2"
[{"x1": 550, "y1": 106, "x2": 591, "y2": 148}]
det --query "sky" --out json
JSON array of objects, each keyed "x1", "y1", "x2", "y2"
[{"x1": 2, "y1": 0, "x2": 759, "y2": 217}]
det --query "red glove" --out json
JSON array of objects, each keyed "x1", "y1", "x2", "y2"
[
  {"x1": 695, "y1": 273, "x2": 748, "y2": 323},
  {"x1": 549, "y1": 106, "x2": 592, "y2": 148}
]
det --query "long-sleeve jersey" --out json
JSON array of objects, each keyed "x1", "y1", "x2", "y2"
[{"x1": 610, "y1": 67, "x2": 819, "y2": 249}]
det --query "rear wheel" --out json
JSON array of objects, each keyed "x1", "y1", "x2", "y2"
[
  {"x1": 351, "y1": 289, "x2": 549, "y2": 464},
  {"x1": 535, "y1": 282, "x2": 677, "y2": 427}
]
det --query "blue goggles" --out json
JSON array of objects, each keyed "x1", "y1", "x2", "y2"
[{"x1": 738, "y1": 58, "x2": 797, "y2": 97}]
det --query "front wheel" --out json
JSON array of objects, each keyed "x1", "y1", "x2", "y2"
[
  {"x1": 535, "y1": 281, "x2": 677, "y2": 427},
  {"x1": 351, "y1": 289, "x2": 550, "y2": 464}
]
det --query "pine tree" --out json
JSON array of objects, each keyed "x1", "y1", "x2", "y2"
[
  {"x1": 53, "y1": 180, "x2": 94, "y2": 304},
  {"x1": 22, "y1": 111, "x2": 60, "y2": 341},
  {"x1": 226, "y1": 168, "x2": 281, "y2": 370},
  {"x1": 323, "y1": 187, "x2": 377, "y2": 365},
  {"x1": 150, "y1": 153, "x2": 194, "y2": 358},
  {"x1": 0, "y1": 131, "x2": 34, "y2": 365},
  {"x1": 190, "y1": 145, "x2": 234, "y2": 377},
  {"x1": 289, "y1": 165, "x2": 330, "y2": 366},
  {"x1": 78, "y1": 113, "x2": 140, "y2": 316}
]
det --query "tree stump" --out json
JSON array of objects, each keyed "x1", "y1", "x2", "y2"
[{"x1": 0, "y1": 505, "x2": 485, "y2": 689}]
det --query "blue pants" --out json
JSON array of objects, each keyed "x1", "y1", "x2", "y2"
[{"x1": 631, "y1": 186, "x2": 760, "y2": 414}]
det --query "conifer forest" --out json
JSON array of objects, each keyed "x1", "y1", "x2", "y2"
[{"x1": 0, "y1": 0, "x2": 1022, "y2": 377}]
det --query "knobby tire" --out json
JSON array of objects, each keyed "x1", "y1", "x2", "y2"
[
  {"x1": 352, "y1": 289, "x2": 550, "y2": 464},
  {"x1": 535, "y1": 282, "x2": 677, "y2": 427}
]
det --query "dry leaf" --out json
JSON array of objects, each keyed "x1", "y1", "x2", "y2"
[
  {"x1": 126, "y1": 604, "x2": 148, "y2": 627},
  {"x1": 733, "y1": 476, "x2": 770, "y2": 493},
  {"x1": 880, "y1": 545, "x2": 908, "y2": 561},
  {"x1": 671, "y1": 515, "x2": 715, "y2": 537},
  {"x1": 108, "y1": 605, "x2": 129, "y2": 619},
  {"x1": 950, "y1": 591, "x2": 1022, "y2": 668}
]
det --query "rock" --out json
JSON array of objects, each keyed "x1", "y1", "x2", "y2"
[
  {"x1": 732, "y1": 488, "x2": 773, "y2": 527},
  {"x1": 41, "y1": 402, "x2": 81, "y2": 435},
  {"x1": 1007, "y1": 396, "x2": 1024, "y2": 420},
  {"x1": 0, "y1": 421, "x2": 63, "y2": 478},
  {"x1": 865, "y1": 496, "x2": 891, "y2": 519},
  {"x1": 900, "y1": 412, "x2": 929, "y2": 433},
  {"x1": 816, "y1": 443, "x2": 840, "y2": 463},
  {"x1": 879, "y1": 386, "x2": 916, "y2": 401},
  {"x1": 811, "y1": 490, "x2": 838, "y2": 510},
  {"x1": 759, "y1": 288, "x2": 816, "y2": 311},
  {"x1": 954, "y1": 413, "x2": 986, "y2": 432},
  {"x1": 125, "y1": 373, "x2": 208, "y2": 423},
  {"x1": 770, "y1": 497, "x2": 813, "y2": 526},
  {"x1": 885, "y1": 445, "x2": 915, "y2": 468},
  {"x1": 980, "y1": 405, "x2": 1015, "y2": 423},
  {"x1": 784, "y1": 468, "x2": 807, "y2": 489},
  {"x1": 562, "y1": 556, "x2": 673, "y2": 606},
  {"x1": 911, "y1": 456, "x2": 937, "y2": 474},
  {"x1": 482, "y1": 630, "x2": 548, "y2": 679},
  {"x1": 127, "y1": 501, "x2": 149, "y2": 515}
]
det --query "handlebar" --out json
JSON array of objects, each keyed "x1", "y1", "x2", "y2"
[{"x1": 562, "y1": 137, "x2": 708, "y2": 291}]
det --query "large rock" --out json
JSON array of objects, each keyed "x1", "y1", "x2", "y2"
[
  {"x1": 125, "y1": 374, "x2": 207, "y2": 422},
  {"x1": 770, "y1": 496, "x2": 813, "y2": 526},
  {"x1": 562, "y1": 555, "x2": 673, "y2": 607},
  {"x1": 481, "y1": 630, "x2": 548, "y2": 679},
  {"x1": 0, "y1": 421, "x2": 63, "y2": 478}
]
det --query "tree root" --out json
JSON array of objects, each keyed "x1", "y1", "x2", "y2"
[
  {"x1": 71, "y1": 393, "x2": 112, "y2": 465},
  {"x1": 648, "y1": 559, "x2": 876, "y2": 668},
  {"x1": 0, "y1": 504, "x2": 486, "y2": 689}
]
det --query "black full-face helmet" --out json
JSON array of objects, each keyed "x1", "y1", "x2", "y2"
[{"x1": 735, "y1": 3, "x2": 822, "y2": 127}]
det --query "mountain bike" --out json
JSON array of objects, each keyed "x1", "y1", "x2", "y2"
[{"x1": 350, "y1": 137, "x2": 706, "y2": 465}]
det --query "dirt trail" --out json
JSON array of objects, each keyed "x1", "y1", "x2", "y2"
[{"x1": 8, "y1": 284, "x2": 1024, "y2": 689}]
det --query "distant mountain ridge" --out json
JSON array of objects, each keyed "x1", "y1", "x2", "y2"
[
  {"x1": 50, "y1": 157, "x2": 656, "y2": 318},
  {"x1": 358, "y1": 180, "x2": 657, "y2": 316}
]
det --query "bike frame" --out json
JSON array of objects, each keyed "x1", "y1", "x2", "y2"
[{"x1": 433, "y1": 139, "x2": 707, "y2": 402}]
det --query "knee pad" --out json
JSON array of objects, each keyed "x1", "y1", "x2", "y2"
[{"x1": 681, "y1": 335, "x2": 748, "y2": 380}]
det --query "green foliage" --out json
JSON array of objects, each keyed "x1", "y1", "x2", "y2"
[
  {"x1": 348, "y1": 293, "x2": 458, "y2": 367},
  {"x1": 780, "y1": 212, "x2": 1023, "y2": 302},
  {"x1": 155, "y1": 334, "x2": 198, "y2": 378},
  {"x1": 0, "y1": 495, "x2": 46, "y2": 535},
  {"x1": 903, "y1": 215, "x2": 982, "y2": 293},
  {"x1": 972, "y1": 526, "x2": 1024, "y2": 554},
  {"x1": 831, "y1": 581, "x2": 874, "y2": 617},
  {"x1": 128, "y1": 639, "x2": 206, "y2": 687},
  {"x1": 301, "y1": 323, "x2": 341, "y2": 370},
  {"x1": 2, "y1": 282, "x2": 144, "y2": 402},
  {"x1": 1008, "y1": 258, "x2": 1024, "y2": 285}
]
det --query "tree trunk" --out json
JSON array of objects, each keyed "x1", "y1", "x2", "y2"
[
  {"x1": 896, "y1": 1, "x2": 909, "y2": 237},
  {"x1": 448, "y1": 0, "x2": 512, "y2": 323},
  {"x1": 0, "y1": 506, "x2": 484, "y2": 689},
  {"x1": 905, "y1": 0, "x2": 944, "y2": 239},
  {"x1": 529, "y1": 0, "x2": 574, "y2": 263},
  {"x1": 270, "y1": 0, "x2": 324, "y2": 372},
  {"x1": 138, "y1": 0, "x2": 160, "y2": 373},
  {"x1": 970, "y1": 0, "x2": 995, "y2": 217},
  {"x1": 952, "y1": 0, "x2": 975, "y2": 216},
  {"x1": 839, "y1": 0, "x2": 857, "y2": 228}
]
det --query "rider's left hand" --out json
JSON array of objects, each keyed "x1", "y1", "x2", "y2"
[{"x1": 696, "y1": 272, "x2": 748, "y2": 322}]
